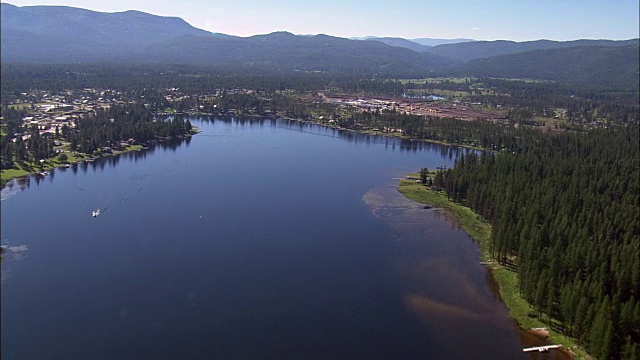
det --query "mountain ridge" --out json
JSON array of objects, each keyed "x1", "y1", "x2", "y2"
[
  {"x1": 425, "y1": 38, "x2": 639, "y2": 61},
  {"x1": 460, "y1": 44, "x2": 640, "y2": 90},
  {"x1": 0, "y1": 4, "x2": 456, "y2": 76},
  {"x1": 2, "y1": 3, "x2": 638, "y2": 89},
  {"x1": 363, "y1": 37, "x2": 431, "y2": 52}
]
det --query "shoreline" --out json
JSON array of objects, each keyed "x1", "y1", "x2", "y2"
[
  {"x1": 274, "y1": 115, "x2": 487, "y2": 152},
  {"x1": 176, "y1": 112, "x2": 487, "y2": 152},
  {"x1": 397, "y1": 175, "x2": 589, "y2": 360},
  {"x1": 0, "y1": 131, "x2": 197, "y2": 188},
  {"x1": 2, "y1": 109, "x2": 482, "y2": 188}
]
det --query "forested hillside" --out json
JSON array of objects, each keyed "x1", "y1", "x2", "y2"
[
  {"x1": 364, "y1": 37, "x2": 431, "y2": 52},
  {"x1": 437, "y1": 127, "x2": 639, "y2": 359},
  {"x1": 3, "y1": 3, "x2": 639, "y2": 89},
  {"x1": 460, "y1": 45, "x2": 640, "y2": 91},
  {"x1": 425, "y1": 38, "x2": 638, "y2": 62}
]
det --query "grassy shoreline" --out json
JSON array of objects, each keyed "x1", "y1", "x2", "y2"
[
  {"x1": 397, "y1": 173, "x2": 590, "y2": 359},
  {"x1": 0, "y1": 144, "x2": 145, "y2": 188},
  {"x1": 0, "y1": 130, "x2": 197, "y2": 188}
]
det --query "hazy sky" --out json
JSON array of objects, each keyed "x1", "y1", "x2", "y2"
[{"x1": 3, "y1": 0, "x2": 639, "y2": 41}]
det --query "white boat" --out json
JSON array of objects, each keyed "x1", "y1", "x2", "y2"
[{"x1": 92, "y1": 209, "x2": 101, "y2": 217}]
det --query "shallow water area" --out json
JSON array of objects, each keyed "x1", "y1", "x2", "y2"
[{"x1": 2, "y1": 117, "x2": 568, "y2": 359}]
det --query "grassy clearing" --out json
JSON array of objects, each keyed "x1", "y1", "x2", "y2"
[
  {"x1": 7, "y1": 103, "x2": 32, "y2": 110},
  {"x1": 113, "y1": 144, "x2": 143, "y2": 155},
  {"x1": 493, "y1": 77, "x2": 551, "y2": 83},
  {"x1": 397, "y1": 173, "x2": 590, "y2": 359},
  {"x1": 1, "y1": 161, "x2": 46, "y2": 187},
  {"x1": 399, "y1": 77, "x2": 548, "y2": 85},
  {"x1": 532, "y1": 116, "x2": 569, "y2": 128},
  {"x1": 398, "y1": 77, "x2": 473, "y2": 85},
  {"x1": 0, "y1": 168, "x2": 32, "y2": 180},
  {"x1": 492, "y1": 268, "x2": 590, "y2": 359},
  {"x1": 0, "y1": 144, "x2": 147, "y2": 187}
]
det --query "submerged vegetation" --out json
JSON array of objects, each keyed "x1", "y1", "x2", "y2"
[
  {"x1": 1, "y1": 64, "x2": 638, "y2": 359},
  {"x1": 398, "y1": 175, "x2": 590, "y2": 358},
  {"x1": 406, "y1": 125, "x2": 639, "y2": 359}
]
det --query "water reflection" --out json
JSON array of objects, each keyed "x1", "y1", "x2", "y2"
[
  {"x1": 1, "y1": 241, "x2": 29, "y2": 284},
  {"x1": 0, "y1": 179, "x2": 19, "y2": 201},
  {"x1": 195, "y1": 116, "x2": 474, "y2": 157},
  {"x1": 2, "y1": 137, "x2": 190, "y2": 195},
  {"x1": 17, "y1": 176, "x2": 29, "y2": 191},
  {"x1": 2, "y1": 116, "x2": 560, "y2": 359},
  {"x1": 2, "y1": 115, "x2": 475, "y2": 212}
]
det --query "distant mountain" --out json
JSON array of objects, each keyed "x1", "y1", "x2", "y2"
[
  {"x1": 410, "y1": 38, "x2": 476, "y2": 47},
  {"x1": 0, "y1": 3, "x2": 212, "y2": 48},
  {"x1": 460, "y1": 44, "x2": 640, "y2": 90},
  {"x1": 353, "y1": 37, "x2": 475, "y2": 48},
  {"x1": 3, "y1": 3, "x2": 638, "y2": 88},
  {"x1": 363, "y1": 37, "x2": 431, "y2": 52},
  {"x1": 211, "y1": 32, "x2": 238, "y2": 39},
  {"x1": 0, "y1": 4, "x2": 456, "y2": 76},
  {"x1": 138, "y1": 32, "x2": 456, "y2": 76},
  {"x1": 425, "y1": 38, "x2": 639, "y2": 62}
]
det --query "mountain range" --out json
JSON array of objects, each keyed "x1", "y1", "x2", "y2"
[
  {"x1": 362, "y1": 37, "x2": 433, "y2": 52},
  {"x1": 351, "y1": 36, "x2": 477, "y2": 49},
  {"x1": 461, "y1": 45, "x2": 640, "y2": 90},
  {"x1": 1, "y1": 3, "x2": 638, "y2": 89},
  {"x1": 425, "y1": 38, "x2": 639, "y2": 62}
]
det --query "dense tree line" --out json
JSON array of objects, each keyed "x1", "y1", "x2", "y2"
[
  {"x1": 3, "y1": 64, "x2": 638, "y2": 358},
  {"x1": 3, "y1": 65, "x2": 637, "y2": 128},
  {"x1": 64, "y1": 103, "x2": 192, "y2": 154},
  {"x1": 434, "y1": 126, "x2": 639, "y2": 359},
  {"x1": 333, "y1": 109, "x2": 538, "y2": 150},
  {"x1": 459, "y1": 45, "x2": 640, "y2": 91},
  {"x1": 0, "y1": 105, "x2": 27, "y2": 135},
  {"x1": 1, "y1": 64, "x2": 413, "y2": 101},
  {"x1": 0, "y1": 103, "x2": 192, "y2": 169},
  {"x1": 0, "y1": 124, "x2": 56, "y2": 168}
]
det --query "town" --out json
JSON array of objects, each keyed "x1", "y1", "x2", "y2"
[{"x1": 1, "y1": 81, "x2": 623, "y2": 179}]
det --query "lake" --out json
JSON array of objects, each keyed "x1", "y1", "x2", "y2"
[{"x1": 1, "y1": 117, "x2": 565, "y2": 359}]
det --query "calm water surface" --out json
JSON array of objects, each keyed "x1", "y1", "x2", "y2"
[{"x1": 1, "y1": 118, "x2": 566, "y2": 359}]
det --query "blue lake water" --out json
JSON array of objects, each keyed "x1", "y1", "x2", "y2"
[{"x1": 1, "y1": 118, "x2": 563, "y2": 359}]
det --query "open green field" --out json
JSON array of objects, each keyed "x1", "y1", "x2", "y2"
[
  {"x1": 0, "y1": 167, "x2": 32, "y2": 180},
  {"x1": 7, "y1": 103, "x2": 32, "y2": 111},
  {"x1": 397, "y1": 174, "x2": 591, "y2": 359},
  {"x1": 399, "y1": 77, "x2": 550, "y2": 85},
  {"x1": 493, "y1": 77, "x2": 551, "y2": 83},
  {"x1": 531, "y1": 116, "x2": 569, "y2": 128},
  {"x1": 398, "y1": 77, "x2": 473, "y2": 85}
]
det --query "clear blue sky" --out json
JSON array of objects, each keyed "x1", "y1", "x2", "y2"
[{"x1": 3, "y1": 0, "x2": 639, "y2": 41}]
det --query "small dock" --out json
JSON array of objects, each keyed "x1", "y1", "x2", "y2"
[{"x1": 523, "y1": 345, "x2": 561, "y2": 353}]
